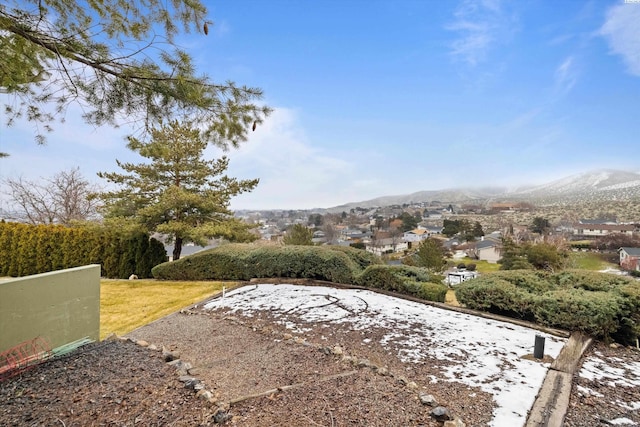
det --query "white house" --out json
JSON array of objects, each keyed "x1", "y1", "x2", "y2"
[
  {"x1": 403, "y1": 228, "x2": 431, "y2": 242},
  {"x1": 366, "y1": 238, "x2": 408, "y2": 256}
]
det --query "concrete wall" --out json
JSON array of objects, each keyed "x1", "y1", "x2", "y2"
[{"x1": 0, "y1": 265, "x2": 100, "y2": 353}]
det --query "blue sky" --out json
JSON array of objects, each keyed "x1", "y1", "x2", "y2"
[{"x1": 1, "y1": 0, "x2": 639, "y2": 210}]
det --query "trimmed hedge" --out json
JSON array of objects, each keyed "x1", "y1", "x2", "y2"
[
  {"x1": 456, "y1": 269, "x2": 640, "y2": 344},
  {"x1": 152, "y1": 244, "x2": 447, "y2": 302},
  {"x1": 0, "y1": 221, "x2": 167, "y2": 279},
  {"x1": 356, "y1": 265, "x2": 447, "y2": 302},
  {"x1": 152, "y1": 244, "x2": 365, "y2": 284}
]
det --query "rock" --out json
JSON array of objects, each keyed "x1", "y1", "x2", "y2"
[
  {"x1": 419, "y1": 393, "x2": 438, "y2": 406},
  {"x1": 178, "y1": 375, "x2": 200, "y2": 389},
  {"x1": 136, "y1": 340, "x2": 149, "y2": 347},
  {"x1": 197, "y1": 389, "x2": 213, "y2": 401},
  {"x1": 283, "y1": 333, "x2": 293, "y2": 340},
  {"x1": 320, "y1": 347, "x2": 331, "y2": 355},
  {"x1": 162, "y1": 347, "x2": 179, "y2": 362},
  {"x1": 332, "y1": 345, "x2": 343, "y2": 356},
  {"x1": 407, "y1": 381, "x2": 418, "y2": 390},
  {"x1": 357, "y1": 358, "x2": 371, "y2": 368},
  {"x1": 213, "y1": 410, "x2": 232, "y2": 424},
  {"x1": 167, "y1": 359, "x2": 192, "y2": 375},
  {"x1": 128, "y1": 274, "x2": 138, "y2": 280},
  {"x1": 431, "y1": 406, "x2": 453, "y2": 422},
  {"x1": 609, "y1": 343, "x2": 621, "y2": 349},
  {"x1": 147, "y1": 344, "x2": 158, "y2": 351},
  {"x1": 444, "y1": 417, "x2": 466, "y2": 427},
  {"x1": 376, "y1": 367, "x2": 389, "y2": 376}
]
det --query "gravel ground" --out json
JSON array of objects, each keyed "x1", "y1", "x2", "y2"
[
  {"x1": 564, "y1": 341, "x2": 640, "y2": 427},
  {"x1": 1, "y1": 286, "x2": 639, "y2": 427}
]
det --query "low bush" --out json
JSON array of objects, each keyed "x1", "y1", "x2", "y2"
[
  {"x1": 455, "y1": 277, "x2": 535, "y2": 320},
  {"x1": 455, "y1": 270, "x2": 640, "y2": 344},
  {"x1": 356, "y1": 265, "x2": 447, "y2": 302},
  {"x1": 152, "y1": 244, "x2": 364, "y2": 284}
]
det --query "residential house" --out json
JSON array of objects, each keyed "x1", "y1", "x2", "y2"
[
  {"x1": 403, "y1": 228, "x2": 431, "y2": 242},
  {"x1": 468, "y1": 239, "x2": 501, "y2": 264},
  {"x1": 366, "y1": 238, "x2": 408, "y2": 256},
  {"x1": 619, "y1": 247, "x2": 640, "y2": 271},
  {"x1": 573, "y1": 222, "x2": 636, "y2": 238}
]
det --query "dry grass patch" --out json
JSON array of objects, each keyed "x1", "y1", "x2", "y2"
[{"x1": 100, "y1": 279, "x2": 230, "y2": 339}]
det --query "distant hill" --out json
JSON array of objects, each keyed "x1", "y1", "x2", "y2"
[{"x1": 327, "y1": 169, "x2": 640, "y2": 212}]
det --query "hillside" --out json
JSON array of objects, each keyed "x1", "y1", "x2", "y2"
[{"x1": 328, "y1": 169, "x2": 640, "y2": 211}]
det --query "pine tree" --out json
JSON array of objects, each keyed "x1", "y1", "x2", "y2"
[
  {"x1": 97, "y1": 120, "x2": 258, "y2": 260},
  {"x1": 0, "y1": 0, "x2": 270, "y2": 150}
]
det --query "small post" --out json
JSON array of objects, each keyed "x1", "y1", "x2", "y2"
[
  {"x1": 222, "y1": 286, "x2": 226, "y2": 299},
  {"x1": 534, "y1": 335, "x2": 545, "y2": 359}
]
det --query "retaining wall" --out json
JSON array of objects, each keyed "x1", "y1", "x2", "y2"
[{"x1": 0, "y1": 265, "x2": 100, "y2": 353}]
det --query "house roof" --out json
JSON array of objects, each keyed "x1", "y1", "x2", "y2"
[
  {"x1": 476, "y1": 240, "x2": 498, "y2": 250},
  {"x1": 574, "y1": 224, "x2": 636, "y2": 231},
  {"x1": 620, "y1": 247, "x2": 640, "y2": 256},
  {"x1": 405, "y1": 229, "x2": 429, "y2": 235}
]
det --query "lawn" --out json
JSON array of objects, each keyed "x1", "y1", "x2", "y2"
[
  {"x1": 455, "y1": 257, "x2": 502, "y2": 273},
  {"x1": 566, "y1": 251, "x2": 618, "y2": 271},
  {"x1": 100, "y1": 279, "x2": 229, "y2": 339}
]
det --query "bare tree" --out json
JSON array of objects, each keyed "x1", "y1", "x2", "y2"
[{"x1": 2, "y1": 168, "x2": 101, "y2": 225}]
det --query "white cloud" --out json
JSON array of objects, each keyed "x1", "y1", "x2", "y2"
[
  {"x1": 225, "y1": 108, "x2": 379, "y2": 210},
  {"x1": 555, "y1": 56, "x2": 578, "y2": 95},
  {"x1": 447, "y1": 0, "x2": 513, "y2": 66},
  {"x1": 600, "y1": 3, "x2": 640, "y2": 76}
]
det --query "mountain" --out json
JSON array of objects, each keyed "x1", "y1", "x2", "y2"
[{"x1": 328, "y1": 169, "x2": 640, "y2": 211}]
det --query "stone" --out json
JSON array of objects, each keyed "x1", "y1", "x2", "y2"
[
  {"x1": 444, "y1": 417, "x2": 466, "y2": 427},
  {"x1": 213, "y1": 410, "x2": 232, "y2": 424},
  {"x1": 147, "y1": 344, "x2": 158, "y2": 351},
  {"x1": 431, "y1": 406, "x2": 453, "y2": 422},
  {"x1": 178, "y1": 375, "x2": 200, "y2": 390},
  {"x1": 283, "y1": 333, "x2": 293, "y2": 340},
  {"x1": 162, "y1": 347, "x2": 179, "y2": 362},
  {"x1": 168, "y1": 359, "x2": 192, "y2": 376},
  {"x1": 136, "y1": 340, "x2": 149, "y2": 347},
  {"x1": 406, "y1": 381, "x2": 418, "y2": 390},
  {"x1": 419, "y1": 393, "x2": 438, "y2": 406},
  {"x1": 128, "y1": 274, "x2": 138, "y2": 280},
  {"x1": 357, "y1": 358, "x2": 371, "y2": 368},
  {"x1": 332, "y1": 346, "x2": 343, "y2": 356},
  {"x1": 376, "y1": 367, "x2": 389, "y2": 376},
  {"x1": 197, "y1": 390, "x2": 213, "y2": 402}
]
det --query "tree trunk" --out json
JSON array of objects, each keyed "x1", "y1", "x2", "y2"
[{"x1": 173, "y1": 237, "x2": 183, "y2": 261}]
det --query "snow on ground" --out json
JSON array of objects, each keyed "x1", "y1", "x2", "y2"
[
  {"x1": 204, "y1": 284, "x2": 567, "y2": 427},
  {"x1": 579, "y1": 350, "x2": 640, "y2": 425}
]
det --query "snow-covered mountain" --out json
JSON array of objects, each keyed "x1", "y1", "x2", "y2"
[
  {"x1": 329, "y1": 169, "x2": 640, "y2": 210},
  {"x1": 512, "y1": 169, "x2": 640, "y2": 197}
]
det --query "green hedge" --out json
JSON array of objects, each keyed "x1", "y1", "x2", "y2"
[
  {"x1": 456, "y1": 269, "x2": 640, "y2": 344},
  {"x1": 0, "y1": 221, "x2": 167, "y2": 279},
  {"x1": 356, "y1": 265, "x2": 447, "y2": 302},
  {"x1": 152, "y1": 244, "x2": 366, "y2": 284},
  {"x1": 153, "y1": 244, "x2": 447, "y2": 302}
]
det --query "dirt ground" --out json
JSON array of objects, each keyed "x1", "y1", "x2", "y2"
[{"x1": 1, "y1": 286, "x2": 639, "y2": 427}]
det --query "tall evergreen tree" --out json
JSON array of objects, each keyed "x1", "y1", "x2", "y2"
[
  {"x1": 413, "y1": 238, "x2": 447, "y2": 273},
  {"x1": 97, "y1": 121, "x2": 258, "y2": 260},
  {"x1": 283, "y1": 224, "x2": 314, "y2": 246}
]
